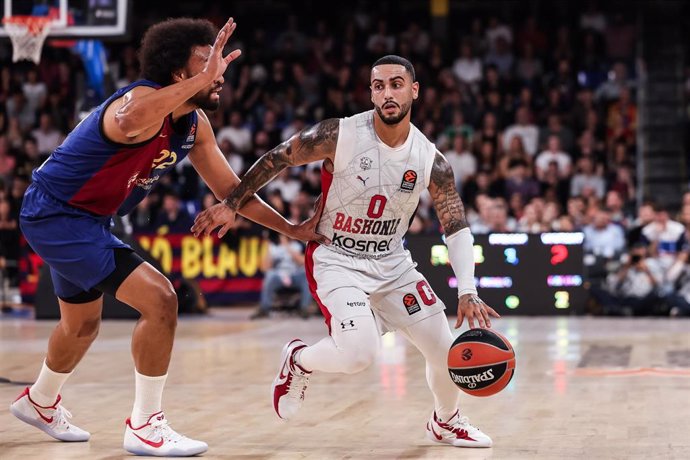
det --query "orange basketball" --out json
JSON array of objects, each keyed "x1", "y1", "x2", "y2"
[{"x1": 448, "y1": 328, "x2": 516, "y2": 397}]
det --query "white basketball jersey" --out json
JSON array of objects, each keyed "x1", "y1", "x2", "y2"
[{"x1": 317, "y1": 110, "x2": 437, "y2": 259}]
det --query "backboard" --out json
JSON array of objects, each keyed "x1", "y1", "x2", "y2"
[{"x1": 0, "y1": 0, "x2": 129, "y2": 38}]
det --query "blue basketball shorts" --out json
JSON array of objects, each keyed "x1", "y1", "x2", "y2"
[{"x1": 19, "y1": 183, "x2": 131, "y2": 299}]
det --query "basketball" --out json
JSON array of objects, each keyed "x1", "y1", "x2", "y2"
[{"x1": 448, "y1": 329, "x2": 516, "y2": 397}]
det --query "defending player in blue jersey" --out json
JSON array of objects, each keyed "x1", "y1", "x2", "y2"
[{"x1": 9, "y1": 17, "x2": 326, "y2": 457}]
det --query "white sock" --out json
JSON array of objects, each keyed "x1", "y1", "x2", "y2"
[
  {"x1": 399, "y1": 312, "x2": 460, "y2": 422},
  {"x1": 131, "y1": 369, "x2": 167, "y2": 427},
  {"x1": 29, "y1": 359, "x2": 72, "y2": 407}
]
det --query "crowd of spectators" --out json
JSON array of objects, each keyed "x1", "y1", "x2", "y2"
[{"x1": 1, "y1": 3, "x2": 688, "y2": 315}]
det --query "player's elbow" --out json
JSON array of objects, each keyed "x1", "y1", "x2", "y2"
[{"x1": 114, "y1": 112, "x2": 139, "y2": 138}]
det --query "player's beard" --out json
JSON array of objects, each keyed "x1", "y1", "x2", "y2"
[
  {"x1": 190, "y1": 88, "x2": 220, "y2": 111},
  {"x1": 375, "y1": 99, "x2": 412, "y2": 125}
]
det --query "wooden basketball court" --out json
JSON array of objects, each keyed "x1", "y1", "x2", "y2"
[{"x1": 1, "y1": 310, "x2": 689, "y2": 459}]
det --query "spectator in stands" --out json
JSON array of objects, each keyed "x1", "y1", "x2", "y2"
[
  {"x1": 486, "y1": 198, "x2": 517, "y2": 233},
  {"x1": 32, "y1": 113, "x2": 65, "y2": 156},
  {"x1": 535, "y1": 136, "x2": 572, "y2": 180},
  {"x1": 498, "y1": 136, "x2": 532, "y2": 177},
  {"x1": 583, "y1": 207, "x2": 626, "y2": 257},
  {"x1": 154, "y1": 191, "x2": 193, "y2": 233},
  {"x1": 22, "y1": 68, "x2": 47, "y2": 113},
  {"x1": 626, "y1": 201, "x2": 655, "y2": 248},
  {"x1": 539, "y1": 159, "x2": 570, "y2": 207},
  {"x1": 503, "y1": 106, "x2": 539, "y2": 157},
  {"x1": 485, "y1": 36, "x2": 514, "y2": 78},
  {"x1": 452, "y1": 41, "x2": 483, "y2": 90},
  {"x1": 605, "y1": 190, "x2": 631, "y2": 227},
  {"x1": 595, "y1": 242, "x2": 662, "y2": 315},
  {"x1": 539, "y1": 114, "x2": 575, "y2": 153},
  {"x1": 517, "y1": 203, "x2": 544, "y2": 233},
  {"x1": 606, "y1": 92, "x2": 637, "y2": 151},
  {"x1": 216, "y1": 110, "x2": 252, "y2": 154},
  {"x1": 642, "y1": 204, "x2": 686, "y2": 271},
  {"x1": 571, "y1": 156, "x2": 606, "y2": 199},
  {"x1": 595, "y1": 61, "x2": 631, "y2": 102},
  {"x1": 0, "y1": 197, "x2": 19, "y2": 287},
  {"x1": 666, "y1": 250, "x2": 690, "y2": 316},
  {"x1": 0, "y1": 136, "x2": 16, "y2": 184},
  {"x1": 6, "y1": 89, "x2": 35, "y2": 132},
  {"x1": 503, "y1": 159, "x2": 540, "y2": 204},
  {"x1": 444, "y1": 135, "x2": 476, "y2": 189},
  {"x1": 468, "y1": 194, "x2": 493, "y2": 234},
  {"x1": 485, "y1": 16, "x2": 513, "y2": 52},
  {"x1": 251, "y1": 234, "x2": 311, "y2": 319}
]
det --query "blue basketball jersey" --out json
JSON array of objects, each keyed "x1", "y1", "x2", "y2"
[{"x1": 32, "y1": 79, "x2": 198, "y2": 216}]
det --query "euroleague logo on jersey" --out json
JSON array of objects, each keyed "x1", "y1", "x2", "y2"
[
  {"x1": 400, "y1": 170, "x2": 417, "y2": 192},
  {"x1": 403, "y1": 293, "x2": 421, "y2": 315}
]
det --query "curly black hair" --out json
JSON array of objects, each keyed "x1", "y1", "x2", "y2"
[{"x1": 139, "y1": 18, "x2": 217, "y2": 86}]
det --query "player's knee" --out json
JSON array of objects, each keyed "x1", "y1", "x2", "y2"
[
  {"x1": 150, "y1": 283, "x2": 178, "y2": 329},
  {"x1": 77, "y1": 317, "x2": 101, "y2": 340},
  {"x1": 341, "y1": 347, "x2": 377, "y2": 374},
  {"x1": 61, "y1": 316, "x2": 101, "y2": 341}
]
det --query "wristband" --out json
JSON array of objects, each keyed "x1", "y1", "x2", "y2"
[{"x1": 446, "y1": 227, "x2": 478, "y2": 298}]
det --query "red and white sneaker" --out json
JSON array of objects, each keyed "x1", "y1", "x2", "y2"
[
  {"x1": 124, "y1": 412, "x2": 208, "y2": 457},
  {"x1": 9, "y1": 387, "x2": 90, "y2": 442},
  {"x1": 426, "y1": 410, "x2": 493, "y2": 448},
  {"x1": 271, "y1": 339, "x2": 311, "y2": 420}
]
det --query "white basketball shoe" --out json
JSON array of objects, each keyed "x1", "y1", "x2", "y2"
[
  {"x1": 123, "y1": 412, "x2": 208, "y2": 456},
  {"x1": 9, "y1": 387, "x2": 90, "y2": 442},
  {"x1": 426, "y1": 410, "x2": 493, "y2": 447},
  {"x1": 272, "y1": 339, "x2": 311, "y2": 420}
]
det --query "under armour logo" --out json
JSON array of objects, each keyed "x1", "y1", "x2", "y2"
[
  {"x1": 357, "y1": 175, "x2": 369, "y2": 186},
  {"x1": 341, "y1": 320, "x2": 355, "y2": 330}
]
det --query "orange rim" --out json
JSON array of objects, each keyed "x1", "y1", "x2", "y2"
[{"x1": 3, "y1": 15, "x2": 52, "y2": 35}]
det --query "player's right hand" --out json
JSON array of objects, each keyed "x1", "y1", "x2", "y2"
[
  {"x1": 455, "y1": 293, "x2": 500, "y2": 329},
  {"x1": 191, "y1": 203, "x2": 236, "y2": 239},
  {"x1": 203, "y1": 17, "x2": 242, "y2": 83}
]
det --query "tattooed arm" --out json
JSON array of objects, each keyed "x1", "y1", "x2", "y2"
[
  {"x1": 191, "y1": 118, "x2": 339, "y2": 238},
  {"x1": 427, "y1": 151, "x2": 469, "y2": 236},
  {"x1": 428, "y1": 151, "x2": 500, "y2": 329},
  {"x1": 224, "y1": 118, "x2": 339, "y2": 211}
]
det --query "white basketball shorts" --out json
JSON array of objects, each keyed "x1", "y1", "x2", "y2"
[{"x1": 305, "y1": 242, "x2": 446, "y2": 334}]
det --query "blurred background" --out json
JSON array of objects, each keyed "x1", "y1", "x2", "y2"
[{"x1": 1, "y1": 0, "x2": 690, "y2": 319}]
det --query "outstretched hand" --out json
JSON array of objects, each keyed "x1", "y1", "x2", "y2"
[
  {"x1": 455, "y1": 293, "x2": 500, "y2": 329},
  {"x1": 289, "y1": 194, "x2": 331, "y2": 245},
  {"x1": 191, "y1": 202, "x2": 236, "y2": 238},
  {"x1": 203, "y1": 18, "x2": 242, "y2": 83}
]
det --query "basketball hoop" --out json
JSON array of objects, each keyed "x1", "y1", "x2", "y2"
[{"x1": 2, "y1": 16, "x2": 53, "y2": 64}]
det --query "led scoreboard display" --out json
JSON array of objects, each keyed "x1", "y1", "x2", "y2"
[{"x1": 406, "y1": 233, "x2": 585, "y2": 315}]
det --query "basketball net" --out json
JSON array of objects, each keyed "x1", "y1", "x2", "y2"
[{"x1": 3, "y1": 16, "x2": 52, "y2": 64}]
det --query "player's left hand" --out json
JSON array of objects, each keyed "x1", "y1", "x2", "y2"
[
  {"x1": 288, "y1": 194, "x2": 331, "y2": 245},
  {"x1": 191, "y1": 203, "x2": 236, "y2": 238},
  {"x1": 455, "y1": 293, "x2": 500, "y2": 329}
]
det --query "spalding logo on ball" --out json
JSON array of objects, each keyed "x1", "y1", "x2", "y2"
[{"x1": 448, "y1": 328, "x2": 515, "y2": 397}]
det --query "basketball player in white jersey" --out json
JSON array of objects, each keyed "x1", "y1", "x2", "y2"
[{"x1": 192, "y1": 55, "x2": 500, "y2": 448}]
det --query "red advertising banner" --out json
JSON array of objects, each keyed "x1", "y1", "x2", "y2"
[{"x1": 20, "y1": 232, "x2": 269, "y2": 306}]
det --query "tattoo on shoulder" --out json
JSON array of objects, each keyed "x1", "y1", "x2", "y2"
[
  {"x1": 430, "y1": 152, "x2": 468, "y2": 235},
  {"x1": 296, "y1": 118, "x2": 339, "y2": 157}
]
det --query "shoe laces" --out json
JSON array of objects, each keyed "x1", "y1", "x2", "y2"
[
  {"x1": 150, "y1": 416, "x2": 184, "y2": 443},
  {"x1": 53, "y1": 405, "x2": 73, "y2": 427},
  {"x1": 441, "y1": 414, "x2": 476, "y2": 437},
  {"x1": 287, "y1": 360, "x2": 310, "y2": 403}
]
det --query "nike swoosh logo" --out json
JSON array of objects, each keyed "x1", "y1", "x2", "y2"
[
  {"x1": 33, "y1": 407, "x2": 53, "y2": 423},
  {"x1": 430, "y1": 423, "x2": 442, "y2": 441},
  {"x1": 133, "y1": 432, "x2": 165, "y2": 448},
  {"x1": 278, "y1": 364, "x2": 288, "y2": 381},
  {"x1": 159, "y1": 133, "x2": 167, "y2": 137}
]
